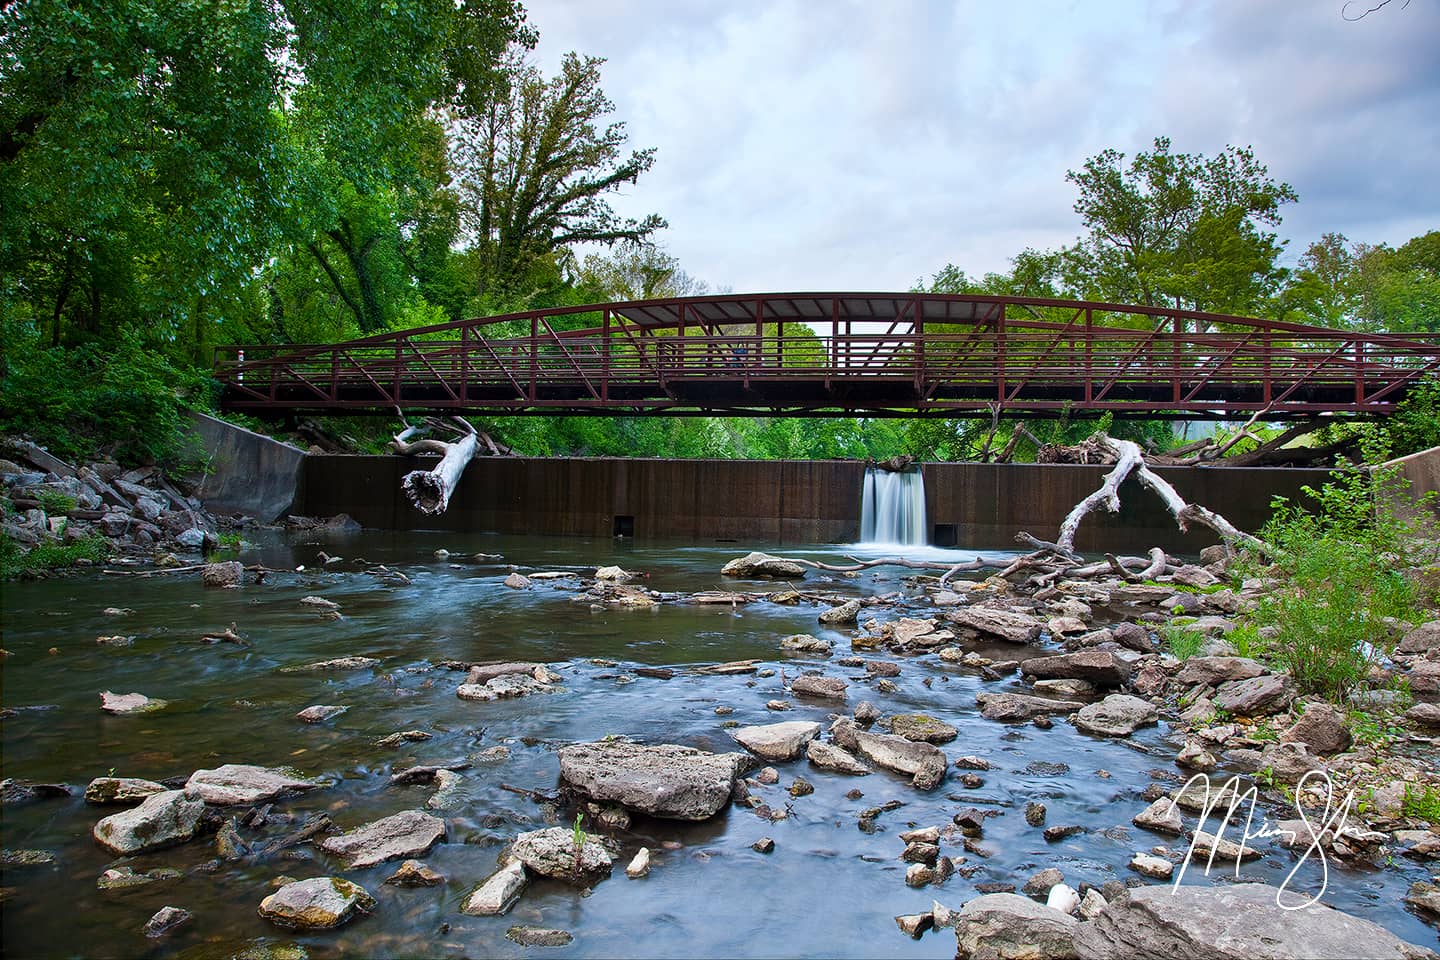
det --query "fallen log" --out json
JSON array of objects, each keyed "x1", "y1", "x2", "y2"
[{"x1": 393, "y1": 418, "x2": 480, "y2": 515}]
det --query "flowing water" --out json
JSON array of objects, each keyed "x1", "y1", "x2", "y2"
[
  {"x1": 1, "y1": 530, "x2": 1434, "y2": 958},
  {"x1": 859, "y1": 469, "x2": 927, "y2": 547}
]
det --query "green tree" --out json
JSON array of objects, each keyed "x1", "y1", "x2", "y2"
[
  {"x1": 1060, "y1": 136, "x2": 1297, "y2": 316},
  {"x1": 454, "y1": 53, "x2": 666, "y2": 303}
]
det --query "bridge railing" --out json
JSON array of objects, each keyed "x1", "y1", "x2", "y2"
[{"x1": 213, "y1": 301, "x2": 1440, "y2": 415}]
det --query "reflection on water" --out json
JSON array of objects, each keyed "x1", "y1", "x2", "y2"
[{"x1": 0, "y1": 530, "x2": 1432, "y2": 957}]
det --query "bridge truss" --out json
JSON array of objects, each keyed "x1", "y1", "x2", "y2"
[{"x1": 214, "y1": 293, "x2": 1440, "y2": 420}]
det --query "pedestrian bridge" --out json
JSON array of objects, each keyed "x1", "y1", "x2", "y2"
[{"x1": 214, "y1": 293, "x2": 1440, "y2": 419}]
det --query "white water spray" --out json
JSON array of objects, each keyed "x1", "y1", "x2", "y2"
[{"x1": 859, "y1": 467, "x2": 927, "y2": 546}]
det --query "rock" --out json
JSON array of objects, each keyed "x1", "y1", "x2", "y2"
[
  {"x1": 1072, "y1": 695, "x2": 1158, "y2": 737},
  {"x1": 791, "y1": 675, "x2": 848, "y2": 700},
  {"x1": 1074, "y1": 882, "x2": 1431, "y2": 959},
  {"x1": 97, "y1": 866, "x2": 183, "y2": 891},
  {"x1": 1111, "y1": 622, "x2": 1152, "y2": 652},
  {"x1": 142, "y1": 906, "x2": 191, "y2": 938},
  {"x1": 558, "y1": 741, "x2": 748, "y2": 821},
  {"x1": 595, "y1": 565, "x2": 632, "y2": 581},
  {"x1": 887, "y1": 714, "x2": 959, "y2": 743},
  {"x1": 510, "y1": 826, "x2": 613, "y2": 880},
  {"x1": 946, "y1": 607, "x2": 1044, "y2": 643},
  {"x1": 1214, "y1": 674, "x2": 1294, "y2": 717},
  {"x1": 84, "y1": 776, "x2": 166, "y2": 805},
  {"x1": 1, "y1": 849, "x2": 55, "y2": 866},
  {"x1": 1047, "y1": 616, "x2": 1090, "y2": 636},
  {"x1": 1409, "y1": 659, "x2": 1440, "y2": 694},
  {"x1": 99, "y1": 691, "x2": 167, "y2": 715},
  {"x1": 866, "y1": 660, "x2": 902, "y2": 677},
  {"x1": 386, "y1": 859, "x2": 444, "y2": 887},
  {"x1": 954, "y1": 755, "x2": 991, "y2": 770},
  {"x1": 462, "y1": 861, "x2": 526, "y2": 916},
  {"x1": 175, "y1": 528, "x2": 208, "y2": 549},
  {"x1": 1033, "y1": 678, "x2": 1097, "y2": 698},
  {"x1": 503, "y1": 572, "x2": 531, "y2": 589},
  {"x1": 1399, "y1": 621, "x2": 1440, "y2": 655},
  {"x1": 733, "y1": 721, "x2": 822, "y2": 762},
  {"x1": 626, "y1": 847, "x2": 651, "y2": 878},
  {"x1": 257, "y1": 877, "x2": 375, "y2": 930},
  {"x1": 976, "y1": 692, "x2": 1085, "y2": 722},
  {"x1": 1129, "y1": 852, "x2": 1173, "y2": 879},
  {"x1": 1174, "y1": 656, "x2": 1266, "y2": 687},
  {"x1": 819, "y1": 600, "x2": 861, "y2": 624},
  {"x1": 507, "y1": 926, "x2": 573, "y2": 948},
  {"x1": 1023, "y1": 867, "x2": 1064, "y2": 897},
  {"x1": 466, "y1": 661, "x2": 545, "y2": 683},
  {"x1": 766, "y1": 699, "x2": 792, "y2": 711},
  {"x1": 1047, "y1": 883, "x2": 1080, "y2": 914},
  {"x1": 317, "y1": 810, "x2": 445, "y2": 869},
  {"x1": 831, "y1": 718, "x2": 947, "y2": 788},
  {"x1": 1132, "y1": 798, "x2": 1184, "y2": 836},
  {"x1": 185, "y1": 765, "x2": 323, "y2": 805},
  {"x1": 907, "y1": 862, "x2": 937, "y2": 886},
  {"x1": 93, "y1": 790, "x2": 204, "y2": 855},
  {"x1": 1406, "y1": 881, "x2": 1440, "y2": 917},
  {"x1": 721, "y1": 552, "x2": 806, "y2": 579},
  {"x1": 457, "y1": 672, "x2": 554, "y2": 701},
  {"x1": 902, "y1": 840, "x2": 940, "y2": 864},
  {"x1": 1043, "y1": 824, "x2": 1084, "y2": 843},
  {"x1": 295, "y1": 704, "x2": 348, "y2": 723},
  {"x1": 425, "y1": 769, "x2": 466, "y2": 810},
  {"x1": 1257, "y1": 741, "x2": 1326, "y2": 783},
  {"x1": 756, "y1": 767, "x2": 779, "y2": 785},
  {"x1": 280, "y1": 656, "x2": 379, "y2": 673},
  {"x1": 805, "y1": 740, "x2": 872, "y2": 775},
  {"x1": 1175, "y1": 742, "x2": 1217, "y2": 772},
  {"x1": 1172, "y1": 564, "x2": 1221, "y2": 588},
  {"x1": 1022, "y1": 649, "x2": 1131, "y2": 687},
  {"x1": 751, "y1": 837, "x2": 776, "y2": 853},
  {"x1": 953, "y1": 893, "x2": 1079, "y2": 959},
  {"x1": 896, "y1": 913, "x2": 935, "y2": 939},
  {"x1": 1406, "y1": 702, "x2": 1440, "y2": 728},
  {"x1": 1026, "y1": 802, "x2": 1047, "y2": 826},
  {"x1": 779, "y1": 634, "x2": 833, "y2": 655},
  {"x1": 1190, "y1": 829, "x2": 1262, "y2": 862},
  {"x1": 854, "y1": 700, "x2": 882, "y2": 725},
  {"x1": 201, "y1": 561, "x2": 243, "y2": 587},
  {"x1": 788, "y1": 775, "x2": 815, "y2": 797}
]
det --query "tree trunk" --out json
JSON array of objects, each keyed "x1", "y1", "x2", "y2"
[{"x1": 392, "y1": 418, "x2": 482, "y2": 515}]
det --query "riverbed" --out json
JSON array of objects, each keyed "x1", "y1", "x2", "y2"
[{"x1": 1, "y1": 530, "x2": 1434, "y2": 957}]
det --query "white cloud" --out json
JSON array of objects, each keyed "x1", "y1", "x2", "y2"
[{"x1": 525, "y1": 0, "x2": 1440, "y2": 290}]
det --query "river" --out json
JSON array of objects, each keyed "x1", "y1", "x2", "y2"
[{"x1": 1, "y1": 530, "x2": 1433, "y2": 957}]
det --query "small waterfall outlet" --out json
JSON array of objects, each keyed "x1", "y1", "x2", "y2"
[{"x1": 859, "y1": 467, "x2": 927, "y2": 545}]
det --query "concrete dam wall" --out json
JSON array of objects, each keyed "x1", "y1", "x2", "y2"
[{"x1": 294, "y1": 455, "x2": 1331, "y2": 554}]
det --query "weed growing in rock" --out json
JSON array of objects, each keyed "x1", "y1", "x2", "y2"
[{"x1": 1403, "y1": 784, "x2": 1440, "y2": 826}]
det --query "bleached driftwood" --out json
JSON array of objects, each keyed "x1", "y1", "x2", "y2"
[{"x1": 392, "y1": 417, "x2": 481, "y2": 516}]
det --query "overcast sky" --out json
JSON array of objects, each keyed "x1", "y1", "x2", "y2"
[{"x1": 524, "y1": 0, "x2": 1440, "y2": 294}]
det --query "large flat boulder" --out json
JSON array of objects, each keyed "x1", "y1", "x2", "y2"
[
  {"x1": 185, "y1": 764, "x2": 324, "y2": 805},
  {"x1": 1175, "y1": 656, "x2": 1265, "y2": 687},
  {"x1": 1072, "y1": 694, "x2": 1158, "y2": 737},
  {"x1": 947, "y1": 607, "x2": 1044, "y2": 644},
  {"x1": 257, "y1": 877, "x2": 375, "y2": 930},
  {"x1": 977, "y1": 692, "x2": 1085, "y2": 722},
  {"x1": 732, "y1": 721, "x2": 822, "y2": 762},
  {"x1": 1074, "y1": 883, "x2": 1434, "y2": 959},
  {"x1": 92, "y1": 790, "x2": 204, "y2": 855},
  {"x1": 317, "y1": 810, "x2": 446, "y2": 869},
  {"x1": 830, "y1": 719, "x2": 946, "y2": 789},
  {"x1": 721, "y1": 552, "x2": 806, "y2": 579},
  {"x1": 510, "y1": 826, "x2": 614, "y2": 880},
  {"x1": 1022, "y1": 649, "x2": 1131, "y2": 687},
  {"x1": 953, "y1": 892, "x2": 1080, "y2": 959},
  {"x1": 558, "y1": 741, "x2": 748, "y2": 821},
  {"x1": 1214, "y1": 674, "x2": 1294, "y2": 717}
]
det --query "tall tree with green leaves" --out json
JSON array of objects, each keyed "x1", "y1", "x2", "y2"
[
  {"x1": 1060, "y1": 136, "x2": 1297, "y2": 317},
  {"x1": 453, "y1": 52, "x2": 666, "y2": 305}
]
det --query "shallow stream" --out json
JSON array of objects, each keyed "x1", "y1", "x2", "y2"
[{"x1": 1, "y1": 531, "x2": 1434, "y2": 957}]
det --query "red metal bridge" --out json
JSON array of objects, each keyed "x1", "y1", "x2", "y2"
[{"x1": 214, "y1": 293, "x2": 1440, "y2": 420}]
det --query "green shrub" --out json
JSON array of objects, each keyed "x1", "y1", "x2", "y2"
[
  {"x1": 0, "y1": 533, "x2": 110, "y2": 579},
  {"x1": 35, "y1": 490, "x2": 77, "y2": 515},
  {"x1": 1240, "y1": 463, "x2": 1434, "y2": 702},
  {"x1": 1403, "y1": 784, "x2": 1440, "y2": 826}
]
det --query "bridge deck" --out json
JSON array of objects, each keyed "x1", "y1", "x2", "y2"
[{"x1": 215, "y1": 293, "x2": 1440, "y2": 419}]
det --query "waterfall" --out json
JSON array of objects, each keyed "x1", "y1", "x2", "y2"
[{"x1": 859, "y1": 467, "x2": 927, "y2": 545}]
